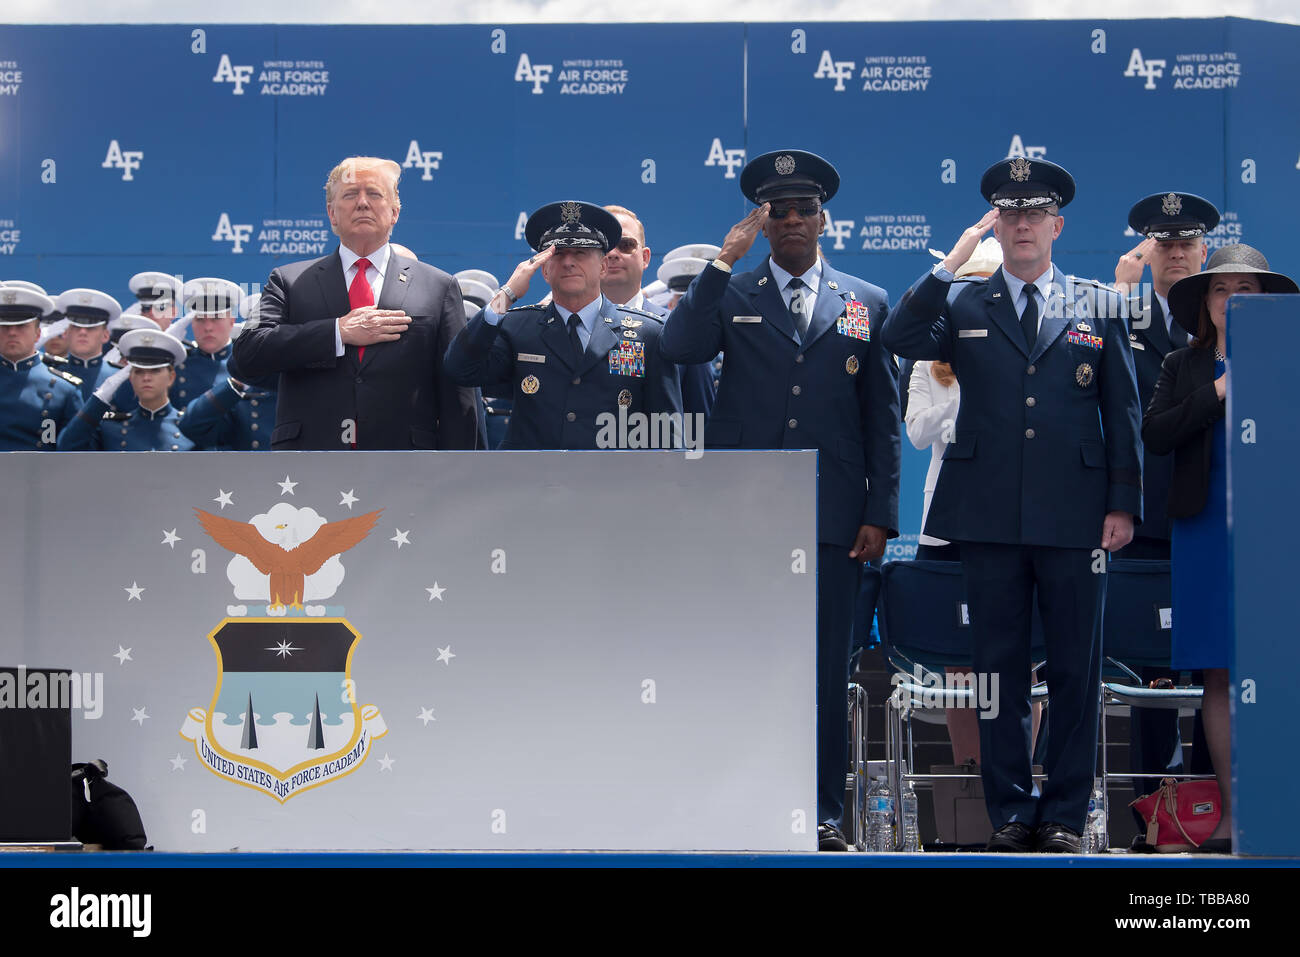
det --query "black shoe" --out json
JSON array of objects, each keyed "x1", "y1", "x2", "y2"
[
  {"x1": 1035, "y1": 822, "x2": 1082, "y2": 853},
  {"x1": 986, "y1": 822, "x2": 1035, "y2": 852},
  {"x1": 818, "y1": 823, "x2": 848, "y2": 852}
]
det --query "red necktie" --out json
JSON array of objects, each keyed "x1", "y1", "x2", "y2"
[{"x1": 350, "y1": 257, "x2": 374, "y2": 363}]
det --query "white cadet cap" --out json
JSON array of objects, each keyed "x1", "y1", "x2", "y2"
[
  {"x1": 458, "y1": 278, "x2": 495, "y2": 309},
  {"x1": 661, "y1": 243, "x2": 722, "y2": 263},
  {"x1": 129, "y1": 271, "x2": 183, "y2": 307},
  {"x1": 119, "y1": 329, "x2": 187, "y2": 369},
  {"x1": 55, "y1": 288, "x2": 123, "y2": 327},
  {"x1": 183, "y1": 278, "x2": 242, "y2": 317},
  {"x1": 2, "y1": 280, "x2": 50, "y2": 297},
  {"x1": 455, "y1": 269, "x2": 499, "y2": 292},
  {"x1": 0, "y1": 286, "x2": 57, "y2": 324},
  {"x1": 657, "y1": 256, "x2": 709, "y2": 291}
]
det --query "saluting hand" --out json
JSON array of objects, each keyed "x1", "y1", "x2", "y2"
[
  {"x1": 1114, "y1": 238, "x2": 1156, "y2": 291},
  {"x1": 490, "y1": 246, "x2": 555, "y2": 313},
  {"x1": 339, "y1": 307, "x2": 411, "y2": 345},
  {"x1": 941, "y1": 210, "x2": 999, "y2": 275},
  {"x1": 718, "y1": 204, "x2": 770, "y2": 267}
]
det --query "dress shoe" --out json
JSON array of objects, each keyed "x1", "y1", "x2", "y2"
[
  {"x1": 986, "y1": 822, "x2": 1035, "y2": 852},
  {"x1": 817, "y1": 823, "x2": 848, "y2": 852},
  {"x1": 1035, "y1": 822, "x2": 1082, "y2": 853}
]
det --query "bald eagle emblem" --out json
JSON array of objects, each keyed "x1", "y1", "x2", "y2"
[
  {"x1": 1009, "y1": 158, "x2": 1032, "y2": 182},
  {"x1": 195, "y1": 503, "x2": 381, "y2": 614}
]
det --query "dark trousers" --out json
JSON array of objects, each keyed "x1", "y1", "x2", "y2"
[
  {"x1": 961, "y1": 542, "x2": 1105, "y2": 833},
  {"x1": 817, "y1": 544, "x2": 860, "y2": 826}
]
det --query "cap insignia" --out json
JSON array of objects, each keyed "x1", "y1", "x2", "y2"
[
  {"x1": 1162, "y1": 193, "x2": 1183, "y2": 216},
  {"x1": 1009, "y1": 158, "x2": 1032, "y2": 183},
  {"x1": 560, "y1": 202, "x2": 583, "y2": 224},
  {"x1": 774, "y1": 154, "x2": 797, "y2": 176}
]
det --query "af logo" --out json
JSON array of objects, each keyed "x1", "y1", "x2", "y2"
[
  {"x1": 1124, "y1": 48, "x2": 1166, "y2": 90},
  {"x1": 102, "y1": 140, "x2": 143, "y2": 181},
  {"x1": 179, "y1": 502, "x2": 388, "y2": 802},
  {"x1": 824, "y1": 216, "x2": 855, "y2": 252},
  {"x1": 514, "y1": 53, "x2": 553, "y2": 94},
  {"x1": 704, "y1": 138, "x2": 746, "y2": 180},
  {"x1": 212, "y1": 213, "x2": 254, "y2": 254},
  {"x1": 402, "y1": 140, "x2": 443, "y2": 182},
  {"x1": 212, "y1": 53, "x2": 255, "y2": 95},
  {"x1": 1006, "y1": 134, "x2": 1046, "y2": 160},
  {"x1": 813, "y1": 50, "x2": 855, "y2": 92}
]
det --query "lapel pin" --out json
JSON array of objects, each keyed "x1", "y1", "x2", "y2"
[
  {"x1": 398, "y1": 274, "x2": 408, "y2": 283},
  {"x1": 757, "y1": 276, "x2": 768, "y2": 286},
  {"x1": 828, "y1": 281, "x2": 838, "y2": 290}
]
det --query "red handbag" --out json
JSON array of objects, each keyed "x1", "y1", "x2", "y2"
[{"x1": 1129, "y1": 777, "x2": 1222, "y2": 852}]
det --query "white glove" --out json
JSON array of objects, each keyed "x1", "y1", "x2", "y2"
[
  {"x1": 93, "y1": 366, "x2": 132, "y2": 404},
  {"x1": 37, "y1": 318, "x2": 70, "y2": 348}
]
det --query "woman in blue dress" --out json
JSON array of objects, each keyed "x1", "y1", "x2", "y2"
[{"x1": 1142, "y1": 244, "x2": 1298, "y2": 852}]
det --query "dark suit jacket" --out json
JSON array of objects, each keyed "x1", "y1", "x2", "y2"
[
  {"x1": 230, "y1": 248, "x2": 479, "y2": 450},
  {"x1": 1140, "y1": 346, "x2": 1221, "y2": 519},
  {"x1": 662, "y1": 258, "x2": 900, "y2": 548},
  {"x1": 879, "y1": 266, "x2": 1142, "y2": 548},
  {"x1": 1126, "y1": 294, "x2": 1190, "y2": 540}
]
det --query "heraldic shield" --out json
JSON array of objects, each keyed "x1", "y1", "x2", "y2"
[{"x1": 181, "y1": 619, "x2": 386, "y2": 802}]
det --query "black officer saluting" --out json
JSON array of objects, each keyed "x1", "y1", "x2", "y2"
[
  {"x1": 880, "y1": 157, "x2": 1142, "y2": 853},
  {"x1": 444, "y1": 201, "x2": 682, "y2": 448},
  {"x1": 58, "y1": 329, "x2": 194, "y2": 451}
]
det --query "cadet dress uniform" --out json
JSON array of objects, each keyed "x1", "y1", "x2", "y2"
[
  {"x1": 879, "y1": 159, "x2": 1143, "y2": 851},
  {"x1": 128, "y1": 270, "x2": 183, "y2": 331},
  {"x1": 49, "y1": 288, "x2": 123, "y2": 403},
  {"x1": 0, "y1": 288, "x2": 83, "y2": 450},
  {"x1": 170, "y1": 278, "x2": 241, "y2": 407},
  {"x1": 444, "y1": 202, "x2": 682, "y2": 449},
  {"x1": 58, "y1": 329, "x2": 194, "y2": 451},
  {"x1": 661, "y1": 152, "x2": 901, "y2": 844},
  {"x1": 181, "y1": 376, "x2": 277, "y2": 450}
]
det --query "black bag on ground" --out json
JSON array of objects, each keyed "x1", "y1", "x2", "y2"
[{"x1": 70, "y1": 759, "x2": 149, "y2": 850}]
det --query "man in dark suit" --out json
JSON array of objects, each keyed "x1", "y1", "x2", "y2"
[
  {"x1": 444, "y1": 201, "x2": 681, "y2": 449},
  {"x1": 661, "y1": 150, "x2": 900, "y2": 851},
  {"x1": 1112, "y1": 192, "x2": 1219, "y2": 833},
  {"x1": 880, "y1": 158, "x2": 1143, "y2": 852},
  {"x1": 231, "y1": 156, "x2": 479, "y2": 450}
]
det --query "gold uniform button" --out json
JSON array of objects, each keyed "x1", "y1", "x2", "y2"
[
  {"x1": 791, "y1": 385, "x2": 801, "y2": 396},
  {"x1": 1025, "y1": 428, "x2": 1036, "y2": 439},
  {"x1": 1025, "y1": 397, "x2": 1036, "y2": 407},
  {"x1": 566, "y1": 412, "x2": 577, "y2": 422},
  {"x1": 788, "y1": 418, "x2": 798, "y2": 429}
]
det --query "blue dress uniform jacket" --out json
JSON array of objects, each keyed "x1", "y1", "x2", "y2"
[
  {"x1": 879, "y1": 267, "x2": 1143, "y2": 546},
  {"x1": 56, "y1": 353, "x2": 117, "y2": 405},
  {"x1": 444, "y1": 297, "x2": 683, "y2": 450},
  {"x1": 171, "y1": 342, "x2": 230, "y2": 407},
  {"x1": 640, "y1": 299, "x2": 716, "y2": 418},
  {"x1": 661, "y1": 259, "x2": 901, "y2": 547},
  {"x1": 0, "y1": 356, "x2": 82, "y2": 450},
  {"x1": 1126, "y1": 295, "x2": 1184, "y2": 541},
  {"x1": 181, "y1": 377, "x2": 278, "y2": 450},
  {"x1": 57, "y1": 396, "x2": 194, "y2": 451}
]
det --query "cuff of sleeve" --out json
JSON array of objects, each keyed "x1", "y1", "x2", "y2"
[
  {"x1": 710, "y1": 259, "x2": 733, "y2": 274},
  {"x1": 482, "y1": 306, "x2": 503, "y2": 327},
  {"x1": 931, "y1": 263, "x2": 955, "y2": 282},
  {"x1": 334, "y1": 318, "x2": 344, "y2": 357}
]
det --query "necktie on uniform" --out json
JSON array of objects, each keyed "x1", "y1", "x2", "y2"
[
  {"x1": 350, "y1": 257, "x2": 374, "y2": 363},
  {"x1": 1020, "y1": 284, "x2": 1039, "y2": 351},
  {"x1": 788, "y1": 277, "x2": 808, "y2": 342},
  {"x1": 567, "y1": 313, "x2": 585, "y2": 366}
]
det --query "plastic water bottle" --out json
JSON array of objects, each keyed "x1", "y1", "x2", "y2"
[
  {"x1": 899, "y1": 778, "x2": 922, "y2": 852},
  {"x1": 865, "y1": 777, "x2": 895, "y2": 852},
  {"x1": 1082, "y1": 779, "x2": 1108, "y2": 853}
]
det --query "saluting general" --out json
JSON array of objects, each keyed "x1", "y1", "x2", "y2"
[
  {"x1": 879, "y1": 158, "x2": 1142, "y2": 853},
  {"x1": 444, "y1": 201, "x2": 682, "y2": 449},
  {"x1": 231, "y1": 155, "x2": 479, "y2": 450},
  {"x1": 660, "y1": 150, "x2": 900, "y2": 852}
]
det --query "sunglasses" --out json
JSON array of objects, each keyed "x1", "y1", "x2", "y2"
[
  {"x1": 767, "y1": 204, "x2": 822, "y2": 220},
  {"x1": 611, "y1": 238, "x2": 641, "y2": 254}
]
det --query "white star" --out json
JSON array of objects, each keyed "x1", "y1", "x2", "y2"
[
  {"x1": 426, "y1": 583, "x2": 445, "y2": 601},
  {"x1": 378, "y1": 753, "x2": 395, "y2": 771},
  {"x1": 113, "y1": 645, "x2": 133, "y2": 666},
  {"x1": 161, "y1": 528, "x2": 181, "y2": 548},
  {"x1": 131, "y1": 707, "x2": 149, "y2": 726},
  {"x1": 124, "y1": 582, "x2": 144, "y2": 601},
  {"x1": 278, "y1": 475, "x2": 298, "y2": 495},
  {"x1": 436, "y1": 645, "x2": 455, "y2": 665},
  {"x1": 266, "y1": 640, "x2": 302, "y2": 659},
  {"x1": 391, "y1": 529, "x2": 411, "y2": 548},
  {"x1": 417, "y1": 706, "x2": 436, "y2": 726},
  {"x1": 339, "y1": 489, "x2": 359, "y2": 509},
  {"x1": 169, "y1": 753, "x2": 187, "y2": 771},
  {"x1": 214, "y1": 489, "x2": 234, "y2": 509}
]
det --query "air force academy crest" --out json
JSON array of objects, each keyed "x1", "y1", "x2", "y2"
[{"x1": 180, "y1": 501, "x2": 387, "y2": 802}]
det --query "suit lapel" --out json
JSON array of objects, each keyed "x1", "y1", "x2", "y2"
[
  {"x1": 986, "y1": 269, "x2": 1028, "y2": 356},
  {"x1": 803, "y1": 268, "x2": 846, "y2": 350},
  {"x1": 1029, "y1": 267, "x2": 1071, "y2": 363},
  {"x1": 317, "y1": 250, "x2": 357, "y2": 368},
  {"x1": 539, "y1": 302, "x2": 577, "y2": 372},
  {"x1": 751, "y1": 260, "x2": 798, "y2": 345},
  {"x1": 376, "y1": 251, "x2": 412, "y2": 312}
]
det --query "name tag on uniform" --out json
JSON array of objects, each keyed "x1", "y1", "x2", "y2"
[
  {"x1": 516, "y1": 353, "x2": 547, "y2": 363},
  {"x1": 1130, "y1": 340, "x2": 1145, "y2": 351},
  {"x1": 958, "y1": 329, "x2": 988, "y2": 338},
  {"x1": 732, "y1": 315, "x2": 763, "y2": 323},
  {"x1": 608, "y1": 340, "x2": 647, "y2": 377}
]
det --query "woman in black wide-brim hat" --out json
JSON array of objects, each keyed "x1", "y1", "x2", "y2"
[{"x1": 1142, "y1": 243, "x2": 1298, "y2": 852}]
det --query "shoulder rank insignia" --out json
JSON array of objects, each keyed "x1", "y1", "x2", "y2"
[
  {"x1": 50, "y1": 368, "x2": 83, "y2": 387},
  {"x1": 41, "y1": 353, "x2": 70, "y2": 367},
  {"x1": 507, "y1": 302, "x2": 546, "y2": 313}
]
